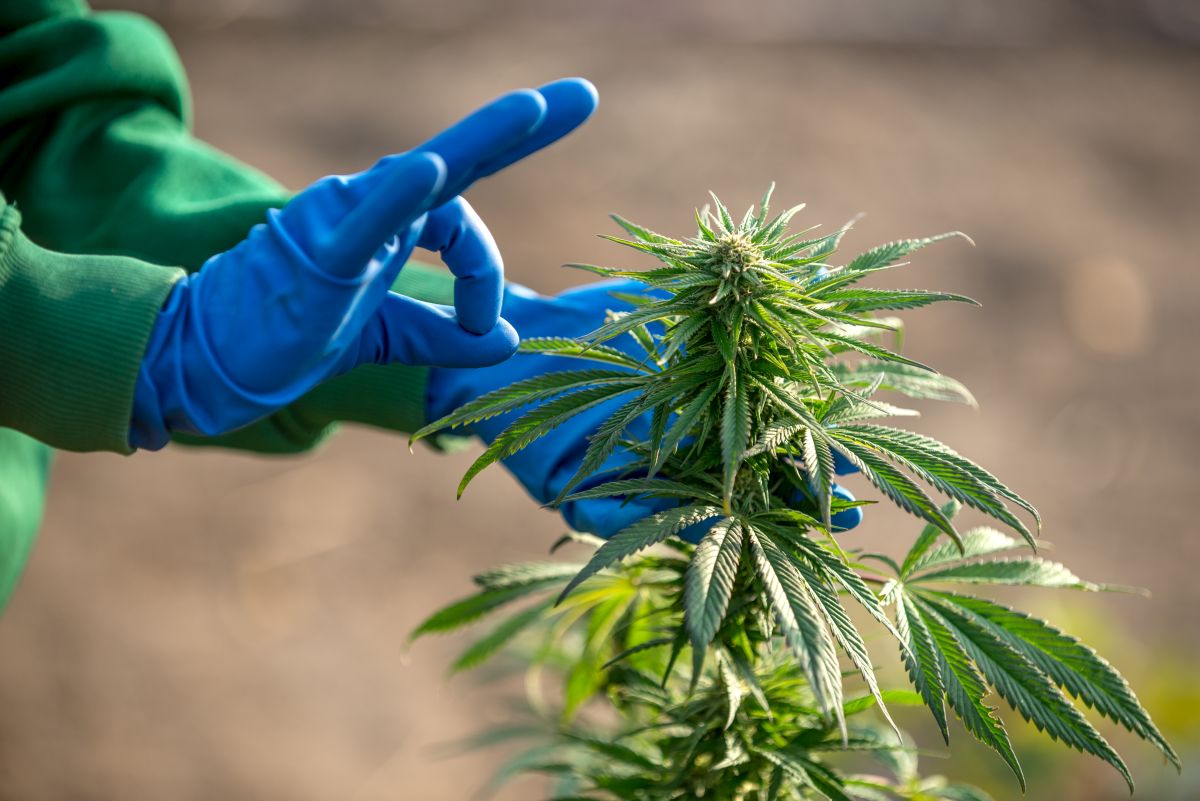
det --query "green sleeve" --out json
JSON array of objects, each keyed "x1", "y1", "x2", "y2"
[
  {"x1": 0, "y1": 200, "x2": 183, "y2": 452},
  {"x1": 0, "y1": 1, "x2": 453, "y2": 455}
]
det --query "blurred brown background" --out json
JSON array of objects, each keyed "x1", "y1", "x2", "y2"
[{"x1": 2, "y1": 1, "x2": 1199, "y2": 799}]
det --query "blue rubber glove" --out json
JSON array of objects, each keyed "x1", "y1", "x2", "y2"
[
  {"x1": 428, "y1": 280, "x2": 864, "y2": 540},
  {"x1": 130, "y1": 79, "x2": 599, "y2": 450}
]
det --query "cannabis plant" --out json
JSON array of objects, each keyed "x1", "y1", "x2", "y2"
[{"x1": 412, "y1": 188, "x2": 1178, "y2": 799}]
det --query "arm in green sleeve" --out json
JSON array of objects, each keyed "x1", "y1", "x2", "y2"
[
  {"x1": 0, "y1": 1, "x2": 455, "y2": 454},
  {"x1": 0, "y1": 198, "x2": 182, "y2": 452}
]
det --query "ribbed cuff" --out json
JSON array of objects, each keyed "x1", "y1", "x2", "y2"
[{"x1": 0, "y1": 204, "x2": 183, "y2": 453}]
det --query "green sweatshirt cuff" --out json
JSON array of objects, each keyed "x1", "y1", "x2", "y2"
[{"x1": 0, "y1": 204, "x2": 182, "y2": 453}]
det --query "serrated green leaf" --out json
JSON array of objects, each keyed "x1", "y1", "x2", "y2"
[
  {"x1": 913, "y1": 558, "x2": 1101, "y2": 590},
  {"x1": 921, "y1": 594, "x2": 1132, "y2": 790},
  {"x1": 474, "y1": 561, "x2": 585, "y2": 590},
  {"x1": 915, "y1": 600, "x2": 1025, "y2": 790},
  {"x1": 816, "y1": 329, "x2": 936, "y2": 373},
  {"x1": 830, "y1": 437, "x2": 960, "y2": 548},
  {"x1": 931, "y1": 592, "x2": 1179, "y2": 769},
  {"x1": 845, "y1": 233, "x2": 967, "y2": 274},
  {"x1": 818, "y1": 287, "x2": 980, "y2": 313},
  {"x1": 610, "y1": 213, "x2": 681, "y2": 245},
  {"x1": 830, "y1": 362, "x2": 977, "y2": 406},
  {"x1": 410, "y1": 578, "x2": 565, "y2": 640},
  {"x1": 834, "y1": 425, "x2": 1036, "y2": 548},
  {"x1": 412, "y1": 368, "x2": 645, "y2": 443},
  {"x1": 796, "y1": 555, "x2": 899, "y2": 738},
  {"x1": 720, "y1": 369, "x2": 750, "y2": 506},
  {"x1": 452, "y1": 599, "x2": 555, "y2": 672},
  {"x1": 519, "y1": 337, "x2": 658, "y2": 372},
  {"x1": 895, "y1": 593, "x2": 949, "y2": 743},
  {"x1": 457, "y1": 383, "x2": 639, "y2": 497},
  {"x1": 846, "y1": 426, "x2": 1040, "y2": 532},
  {"x1": 684, "y1": 519, "x2": 744, "y2": 655},
  {"x1": 903, "y1": 524, "x2": 1023, "y2": 579},
  {"x1": 557, "y1": 505, "x2": 723, "y2": 604},
  {"x1": 747, "y1": 526, "x2": 844, "y2": 729}
]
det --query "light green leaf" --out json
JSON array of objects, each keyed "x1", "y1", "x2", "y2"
[
  {"x1": 916, "y1": 600, "x2": 1025, "y2": 790},
  {"x1": 903, "y1": 525, "x2": 1018, "y2": 578},
  {"x1": 684, "y1": 519, "x2": 744, "y2": 655},
  {"x1": 913, "y1": 558, "x2": 1101, "y2": 590},
  {"x1": 410, "y1": 579, "x2": 564, "y2": 640},
  {"x1": 452, "y1": 599, "x2": 555, "y2": 672},
  {"x1": 932, "y1": 592, "x2": 1180, "y2": 769},
  {"x1": 720, "y1": 369, "x2": 750, "y2": 505},
  {"x1": 457, "y1": 383, "x2": 639, "y2": 497},
  {"x1": 922, "y1": 594, "x2": 1132, "y2": 790},
  {"x1": 557, "y1": 505, "x2": 723, "y2": 604},
  {"x1": 895, "y1": 593, "x2": 949, "y2": 743},
  {"x1": 473, "y1": 562, "x2": 584, "y2": 590},
  {"x1": 747, "y1": 526, "x2": 845, "y2": 729}
]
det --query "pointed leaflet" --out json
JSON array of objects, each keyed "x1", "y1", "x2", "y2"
[
  {"x1": 815, "y1": 329, "x2": 936, "y2": 373},
  {"x1": 684, "y1": 519, "x2": 744, "y2": 655},
  {"x1": 473, "y1": 561, "x2": 585, "y2": 590},
  {"x1": 921, "y1": 594, "x2": 1133, "y2": 790},
  {"x1": 583, "y1": 300, "x2": 683, "y2": 346},
  {"x1": 795, "y1": 556, "x2": 899, "y2": 738},
  {"x1": 830, "y1": 362, "x2": 977, "y2": 406},
  {"x1": 915, "y1": 600, "x2": 1025, "y2": 789},
  {"x1": 709, "y1": 191, "x2": 736, "y2": 233},
  {"x1": 452, "y1": 598, "x2": 556, "y2": 672},
  {"x1": 720, "y1": 369, "x2": 751, "y2": 506},
  {"x1": 845, "y1": 233, "x2": 967, "y2": 274},
  {"x1": 895, "y1": 593, "x2": 949, "y2": 743},
  {"x1": 818, "y1": 287, "x2": 980, "y2": 313},
  {"x1": 652, "y1": 384, "x2": 720, "y2": 477},
  {"x1": 411, "y1": 368, "x2": 644, "y2": 443},
  {"x1": 932, "y1": 591, "x2": 1180, "y2": 769},
  {"x1": 746, "y1": 526, "x2": 845, "y2": 729},
  {"x1": 518, "y1": 337, "x2": 657, "y2": 372},
  {"x1": 903, "y1": 525, "x2": 1024, "y2": 579},
  {"x1": 563, "y1": 477, "x2": 721, "y2": 506},
  {"x1": 610, "y1": 213, "x2": 681, "y2": 245},
  {"x1": 830, "y1": 436, "x2": 961, "y2": 547},
  {"x1": 553, "y1": 393, "x2": 649, "y2": 503},
  {"x1": 833, "y1": 425, "x2": 1035, "y2": 548},
  {"x1": 410, "y1": 577, "x2": 566, "y2": 639},
  {"x1": 847, "y1": 425, "x2": 1040, "y2": 530},
  {"x1": 457, "y1": 383, "x2": 640, "y2": 497},
  {"x1": 912, "y1": 558, "x2": 1101, "y2": 590},
  {"x1": 556, "y1": 505, "x2": 723, "y2": 604},
  {"x1": 802, "y1": 428, "x2": 835, "y2": 532},
  {"x1": 717, "y1": 651, "x2": 745, "y2": 730},
  {"x1": 744, "y1": 421, "x2": 806, "y2": 458},
  {"x1": 767, "y1": 525, "x2": 899, "y2": 637}
]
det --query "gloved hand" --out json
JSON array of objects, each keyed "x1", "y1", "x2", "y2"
[
  {"x1": 130, "y1": 78, "x2": 599, "y2": 450},
  {"x1": 428, "y1": 280, "x2": 864, "y2": 540}
]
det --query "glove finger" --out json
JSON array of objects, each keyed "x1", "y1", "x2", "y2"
[
  {"x1": 315, "y1": 152, "x2": 445, "y2": 278},
  {"x1": 365, "y1": 293, "x2": 518, "y2": 367},
  {"x1": 419, "y1": 198, "x2": 503, "y2": 335},
  {"x1": 416, "y1": 88, "x2": 547, "y2": 202},
  {"x1": 833, "y1": 448, "x2": 859, "y2": 476},
  {"x1": 562, "y1": 496, "x2": 672, "y2": 541},
  {"x1": 456, "y1": 78, "x2": 599, "y2": 192}
]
